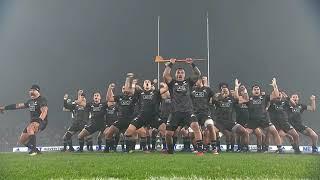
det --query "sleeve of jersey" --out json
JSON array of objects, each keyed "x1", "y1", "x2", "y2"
[
  {"x1": 63, "y1": 99, "x2": 75, "y2": 110},
  {"x1": 302, "y1": 104, "x2": 308, "y2": 111},
  {"x1": 211, "y1": 98, "x2": 218, "y2": 106},
  {"x1": 113, "y1": 96, "x2": 119, "y2": 102},
  {"x1": 84, "y1": 103, "x2": 91, "y2": 111},
  {"x1": 40, "y1": 98, "x2": 48, "y2": 107},
  {"x1": 285, "y1": 99, "x2": 291, "y2": 107},
  {"x1": 97, "y1": 104, "x2": 107, "y2": 116},
  {"x1": 24, "y1": 101, "x2": 29, "y2": 108},
  {"x1": 136, "y1": 88, "x2": 143, "y2": 94},
  {"x1": 208, "y1": 88, "x2": 214, "y2": 98},
  {"x1": 233, "y1": 97, "x2": 239, "y2": 105},
  {"x1": 167, "y1": 80, "x2": 175, "y2": 89},
  {"x1": 265, "y1": 94, "x2": 271, "y2": 103},
  {"x1": 188, "y1": 78, "x2": 196, "y2": 87},
  {"x1": 131, "y1": 93, "x2": 139, "y2": 104}
]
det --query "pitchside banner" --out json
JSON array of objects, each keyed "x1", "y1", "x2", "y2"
[{"x1": 12, "y1": 145, "x2": 319, "y2": 153}]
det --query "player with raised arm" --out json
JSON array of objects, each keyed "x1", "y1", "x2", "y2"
[
  {"x1": 163, "y1": 58, "x2": 204, "y2": 155},
  {"x1": 0, "y1": 85, "x2": 48, "y2": 156}
]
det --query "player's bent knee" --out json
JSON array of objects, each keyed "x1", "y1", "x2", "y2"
[
  {"x1": 78, "y1": 130, "x2": 86, "y2": 139},
  {"x1": 26, "y1": 128, "x2": 35, "y2": 135},
  {"x1": 138, "y1": 130, "x2": 147, "y2": 137},
  {"x1": 231, "y1": 124, "x2": 241, "y2": 132},
  {"x1": 311, "y1": 132, "x2": 318, "y2": 139}
]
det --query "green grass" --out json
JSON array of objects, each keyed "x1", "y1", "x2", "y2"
[{"x1": 0, "y1": 152, "x2": 319, "y2": 180}]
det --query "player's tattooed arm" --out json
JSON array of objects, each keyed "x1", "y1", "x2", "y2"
[
  {"x1": 242, "y1": 91, "x2": 249, "y2": 102},
  {"x1": 16, "y1": 103, "x2": 26, "y2": 109},
  {"x1": 63, "y1": 94, "x2": 75, "y2": 110},
  {"x1": 39, "y1": 106, "x2": 48, "y2": 121},
  {"x1": 202, "y1": 76, "x2": 208, "y2": 87},
  {"x1": 133, "y1": 79, "x2": 143, "y2": 92},
  {"x1": 0, "y1": 103, "x2": 26, "y2": 113},
  {"x1": 160, "y1": 82, "x2": 169, "y2": 95},
  {"x1": 151, "y1": 79, "x2": 158, "y2": 91},
  {"x1": 281, "y1": 91, "x2": 288, "y2": 98},
  {"x1": 270, "y1": 78, "x2": 280, "y2": 100},
  {"x1": 124, "y1": 73, "x2": 135, "y2": 95},
  {"x1": 186, "y1": 58, "x2": 201, "y2": 79},
  {"x1": 234, "y1": 79, "x2": 241, "y2": 100},
  {"x1": 163, "y1": 58, "x2": 175, "y2": 84},
  {"x1": 307, "y1": 95, "x2": 316, "y2": 112},
  {"x1": 107, "y1": 83, "x2": 115, "y2": 102},
  {"x1": 75, "y1": 90, "x2": 86, "y2": 107}
]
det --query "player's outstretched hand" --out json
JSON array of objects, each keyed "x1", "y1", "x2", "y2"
[{"x1": 0, "y1": 106, "x2": 4, "y2": 114}]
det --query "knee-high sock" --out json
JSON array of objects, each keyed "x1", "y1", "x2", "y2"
[
  {"x1": 173, "y1": 136, "x2": 178, "y2": 149},
  {"x1": 146, "y1": 136, "x2": 151, "y2": 150},
  {"x1": 162, "y1": 137, "x2": 167, "y2": 149},
  {"x1": 105, "y1": 139, "x2": 112, "y2": 152},
  {"x1": 25, "y1": 135, "x2": 36, "y2": 151},
  {"x1": 113, "y1": 133, "x2": 120, "y2": 151},
  {"x1": 140, "y1": 137, "x2": 147, "y2": 151},
  {"x1": 78, "y1": 138, "x2": 84, "y2": 151},
  {"x1": 125, "y1": 135, "x2": 132, "y2": 152},
  {"x1": 97, "y1": 136, "x2": 102, "y2": 149}
]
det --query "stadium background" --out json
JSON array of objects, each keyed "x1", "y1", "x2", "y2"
[{"x1": 0, "y1": 0, "x2": 320, "y2": 151}]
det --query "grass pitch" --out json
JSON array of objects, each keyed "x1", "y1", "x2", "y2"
[{"x1": 0, "y1": 151, "x2": 319, "y2": 180}]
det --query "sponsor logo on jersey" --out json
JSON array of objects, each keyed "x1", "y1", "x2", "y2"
[
  {"x1": 252, "y1": 99, "x2": 262, "y2": 105},
  {"x1": 120, "y1": 100, "x2": 132, "y2": 106},
  {"x1": 220, "y1": 101, "x2": 232, "y2": 108},
  {"x1": 240, "y1": 103, "x2": 248, "y2": 109},
  {"x1": 92, "y1": 104, "x2": 103, "y2": 111},
  {"x1": 290, "y1": 105, "x2": 302, "y2": 113},
  {"x1": 143, "y1": 94, "x2": 153, "y2": 100},
  {"x1": 273, "y1": 101, "x2": 285, "y2": 111},
  {"x1": 176, "y1": 85, "x2": 187, "y2": 92},
  {"x1": 29, "y1": 101, "x2": 37, "y2": 111},
  {"x1": 194, "y1": 91, "x2": 205, "y2": 98}
]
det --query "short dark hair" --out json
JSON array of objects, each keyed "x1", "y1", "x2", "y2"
[
  {"x1": 175, "y1": 67, "x2": 185, "y2": 71},
  {"x1": 93, "y1": 91, "x2": 101, "y2": 95},
  {"x1": 219, "y1": 82, "x2": 229, "y2": 90},
  {"x1": 239, "y1": 84, "x2": 246, "y2": 88},
  {"x1": 251, "y1": 84, "x2": 260, "y2": 89},
  {"x1": 30, "y1": 84, "x2": 40, "y2": 91}
]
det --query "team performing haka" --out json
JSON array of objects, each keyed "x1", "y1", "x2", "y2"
[{"x1": 0, "y1": 60, "x2": 318, "y2": 156}]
